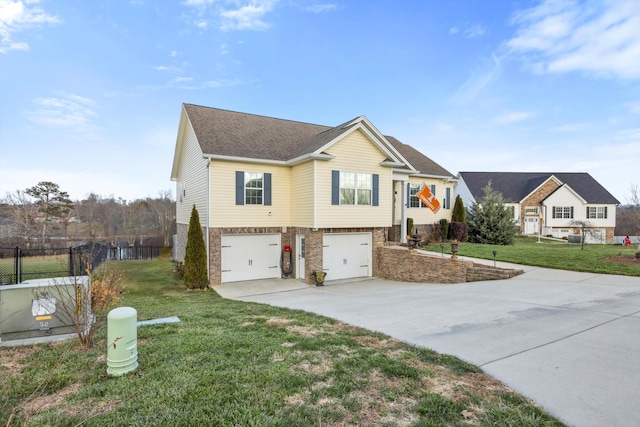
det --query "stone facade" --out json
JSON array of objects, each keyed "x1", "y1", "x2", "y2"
[
  {"x1": 376, "y1": 246, "x2": 523, "y2": 283},
  {"x1": 520, "y1": 179, "x2": 561, "y2": 233}
]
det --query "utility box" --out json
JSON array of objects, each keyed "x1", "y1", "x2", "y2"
[
  {"x1": 0, "y1": 276, "x2": 89, "y2": 343},
  {"x1": 107, "y1": 307, "x2": 138, "y2": 376}
]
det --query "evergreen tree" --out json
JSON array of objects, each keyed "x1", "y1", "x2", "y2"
[
  {"x1": 184, "y1": 205, "x2": 208, "y2": 289},
  {"x1": 451, "y1": 195, "x2": 466, "y2": 222},
  {"x1": 25, "y1": 181, "x2": 74, "y2": 245},
  {"x1": 466, "y1": 182, "x2": 516, "y2": 245}
]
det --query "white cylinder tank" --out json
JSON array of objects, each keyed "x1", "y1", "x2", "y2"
[{"x1": 107, "y1": 307, "x2": 138, "y2": 376}]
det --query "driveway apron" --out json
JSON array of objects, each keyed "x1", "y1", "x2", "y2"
[{"x1": 217, "y1": 264, "x2": 640, "y2": 427}]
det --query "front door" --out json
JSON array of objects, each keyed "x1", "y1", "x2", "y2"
[
  {"x1": 524, "y1": 217, "x2": 539, "y2": 235},
  {"x1": 296, "y1": 234, "x2": 305, "y2": 280}
]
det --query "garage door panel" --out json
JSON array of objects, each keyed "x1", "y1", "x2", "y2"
[
  {"x1": 221, "y1": 234, "x2": 281, "y2": 283},
  {"x1": 323, "y1": 233, "x2": 371, "y2": 281}
]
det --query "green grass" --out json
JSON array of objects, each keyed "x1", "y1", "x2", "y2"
[
  {"x1": 1, "y1": 259, "x2": 564, "y2": 426},
  {"x1": 0, "y1": 254, "x2": 70, "y2": 283},
  {"x1": 423, "y1": 235, "x2": 640, "y2": 276}
]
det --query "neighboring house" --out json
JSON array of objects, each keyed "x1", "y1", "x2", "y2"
[
  {"x1": 171, "y1": 104, "x2": 456, "y2": 284},
  {"x1": 456, "y1": 172, "x2": 620, "y2": 244}
]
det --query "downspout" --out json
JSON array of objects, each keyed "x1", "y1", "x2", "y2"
[
  {"x1": 206, "y1": 161, "x2": 211, "y2": 279},
  {"x1": 400, "y1": 180, "x2": 407, "y2": 243},
  {"x1": 313, "y1": 160, "x2": 317, "y2": 229}
]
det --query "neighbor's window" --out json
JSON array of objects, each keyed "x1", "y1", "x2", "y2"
[
  {"x1": 340, "y1": 172, "x2": 371, "y2": 205},
  {"x1": 553, "y1": 206, "x2": 573, "y2": 219},
  {"x1": 245, "y1": 172, "x2": 263, "y2": 205},
  {"x1": 587, "y1": 206, "x2": 607, "y2": 219},
  {"x1": 525, "y1": 206, "x2": 539, "y2": 215}
]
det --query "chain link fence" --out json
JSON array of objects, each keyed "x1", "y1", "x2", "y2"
[{"x1": 0, "y1": 244, "x2": 162, "y2": 285}]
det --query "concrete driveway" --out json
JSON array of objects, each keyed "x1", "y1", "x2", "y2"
[{"x1": 214, "y1": 260, "x2": 640, "y2": 427}]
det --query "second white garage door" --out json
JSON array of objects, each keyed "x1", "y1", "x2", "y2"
[
  {"x1": 322, "y1": 233, "x2": 371, "y2": 281},
  {"x1": 221, "y1": 234, "x2": 281, "y2": 283}
]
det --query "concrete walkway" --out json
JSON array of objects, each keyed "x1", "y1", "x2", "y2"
[{"x1": 213, "y1": 260, "x2": 640, "y2": 427}]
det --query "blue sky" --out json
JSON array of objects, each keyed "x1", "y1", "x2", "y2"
[{"x1": 1, "y1": 0, "x2": 639, "y2": 204}]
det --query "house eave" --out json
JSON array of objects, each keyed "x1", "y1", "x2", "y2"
[{"x1": 203, "y1": 153, "x2": 336, "y2": 166}]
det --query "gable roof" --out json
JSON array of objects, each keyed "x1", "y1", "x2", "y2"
[
  {"x1": 458, "y1": 172, "x2": 620, "y2": 204},
  {"x1": 386, "y1": 136, "x2": 455, "y2": 178},
  {"x1": 180, "y1": 103, "x2": 455, "y2": 178}
]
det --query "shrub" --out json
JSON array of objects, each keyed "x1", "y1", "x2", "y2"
[
  {"x1": 452, "y1": 195, "x2": 466, "y2": 222},
  {"x1": 439, "y1": 218, "x2": 449, "y2": 241},
  {"x1": 184, "y1": 205, "x2": 208, "y2": 289},
  {"x1": 448, "y1": 222, "x2": 468, "y2": 242}
]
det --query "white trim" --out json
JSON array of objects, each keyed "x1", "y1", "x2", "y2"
[{"x1": 203, "y1": 153, "x2": 335, "y2": 166}]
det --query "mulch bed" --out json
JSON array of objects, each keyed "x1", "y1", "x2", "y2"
[{"x1": 604, "y1": 255, "x2": 640, "y2": 266}]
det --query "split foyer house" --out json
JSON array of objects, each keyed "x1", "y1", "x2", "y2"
[
  {"x1": 171, "y1": 104, "x2": 456, "y2": 285},
  {"x1": 456, "y1": 172, "x2": 620, "y2": 243}
]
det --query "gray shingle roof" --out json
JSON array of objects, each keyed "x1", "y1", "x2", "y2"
[
  {"x1": 183, "y1": 104, "x2": 455, "y2": 178},
  {"x1": 386, "y1": 136, "x2": 455, "y2": 177},
  {"x1": 459, "y1": 172, "x2": 619, "y2": 204}
]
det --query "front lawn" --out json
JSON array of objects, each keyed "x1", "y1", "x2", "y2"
[
  {"x1": 424, "y1": 236, "x2": 640, "y2": 276},
  {"x1": 1, "y1": 259, "x2": 563, "y2": 426}
]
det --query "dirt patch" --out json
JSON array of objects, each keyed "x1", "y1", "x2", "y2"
[
  {"x1": 265, "y1": 317, "x2": 293, "y2": 327},
  {"x1": 354, "y1": 336, "x2": 399, "y2": 349},
  {"x1": 19, "y1": 383, "x2": 80, "y2": 417},
  {"x1": 286, "y1": 324, "x2": 320, "y2": 337},
  {"x1": 605, "y1": 255, "x2": 640, "y2": 266},
  {"x1": 0, "y1": 346, "x2": 39, "y2": 375}
]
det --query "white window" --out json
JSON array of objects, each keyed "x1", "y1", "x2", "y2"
[
  {"x1": 553, "y1": 206, "x2": 573, "y2": 219},
  {"x1": 245, "y1": 172, "x2": 263, "y2": 205},
  {"x1": 525, "y1": 206, "x2": 539, "y2": 215},
  {"x1": 587, "y1": 206, "x2": 607, "y2": 219},
  {"x1": 409, "y1": 184, "x2": 435, "y2": 208},
  {"x1": 340, "y1": 172, "x2": 371, "y2": 205}
]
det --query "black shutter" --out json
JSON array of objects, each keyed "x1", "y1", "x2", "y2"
[
  {"x1": 570, "y1": 207, "x2": 574, "y2": 218},
  {"x1": 331, "y1": 170, "x2": 340, "y2": 205},
  {"x1": 552, "y1": 207, "x2": 556, "y2": 219},
  {"x1": 235, "y1": 171, "x2": 244, "y2": 205},
  {"x1": 372, "y1": 174, "x2": 379, "y2": 206},
  {"x1": 264, "y1": 173, "x2": 272, "y2": 206},
  {"x1": 406, "y1": 183, "x2": 411, "y2": 208},
  {"x1": 604, "y1": 206, "x2": 607, "y2": 219}
]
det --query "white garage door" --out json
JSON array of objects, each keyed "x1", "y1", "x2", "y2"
[
  {"x1": 323, "y1": 233, "x2": 371, "y2": 281},
  {"x1": 221, "y1": 234, "x2": 281, "y2": 283}
]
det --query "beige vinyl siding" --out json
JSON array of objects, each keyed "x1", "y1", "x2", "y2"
[
  {"x1": 176, "y1": 121, "x2": 209, "y2": 226},
  {"x1": 209, "y1": 160, "x2": 292, "y2": 228},
  {"x1": 404, "y1": 177, "x2": 454, "y2": 225},
  {"x1": 315, "y1": 129, "x2": 392, "y2": 228},
  {"x1": 291, "y1": 161, "x2": 314, "y2": 227}
]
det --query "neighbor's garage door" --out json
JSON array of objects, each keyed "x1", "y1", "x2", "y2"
[
  {"x1": 322, "y1": 233, "x2": 371, "y2": 281},
  {"x1": 221, "y1": 234, "x2": 281, "y2": 283}
]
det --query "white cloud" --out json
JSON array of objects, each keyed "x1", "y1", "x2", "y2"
[
  {"x1": 507, "y1": 0, "x2": 640, "y2": 80},
  {"x1": 493, "y1": 110, "x2": 536, "y2": 124},
  {"x1": 26, "y1": 92, "x2": 97, "y2": 128},
  {"x1": 449, "y1": 24, "x2": 486, "y2": 38},
  {"x1": 451, "y1": 53, "x2": 503, "y2": 105},
  {"x1": 627, "y1": 101, "x2": 640, "y2": 114},
  {"x1": 220, "y1": 0, "x2": 276, "y2": 31},
  {"x1": 550, "y1": 122, "x2": 590, "y2": 132},
  {"x1": 464, "y1": 24, "x2": 486, "y2": 38},
  {"x1": 0, "y1": 0, "x2": 60, "y2": 53},
  {"x1": 307, "y1": 3, "x2": 337, "y2": 13}
]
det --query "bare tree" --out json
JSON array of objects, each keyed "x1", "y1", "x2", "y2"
[
  {"x1": 4, "y1": 190, "x2": 37, "y2": 247},
  {"x1": 628, "y1": 184, "x2": 640, "y2": 235},
  {"x1": 148, "y1": 189, "x2": 175, "y2": 246},
  {"x1": 570, "y1": 219, "x2": 597, "y2": 250}
]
